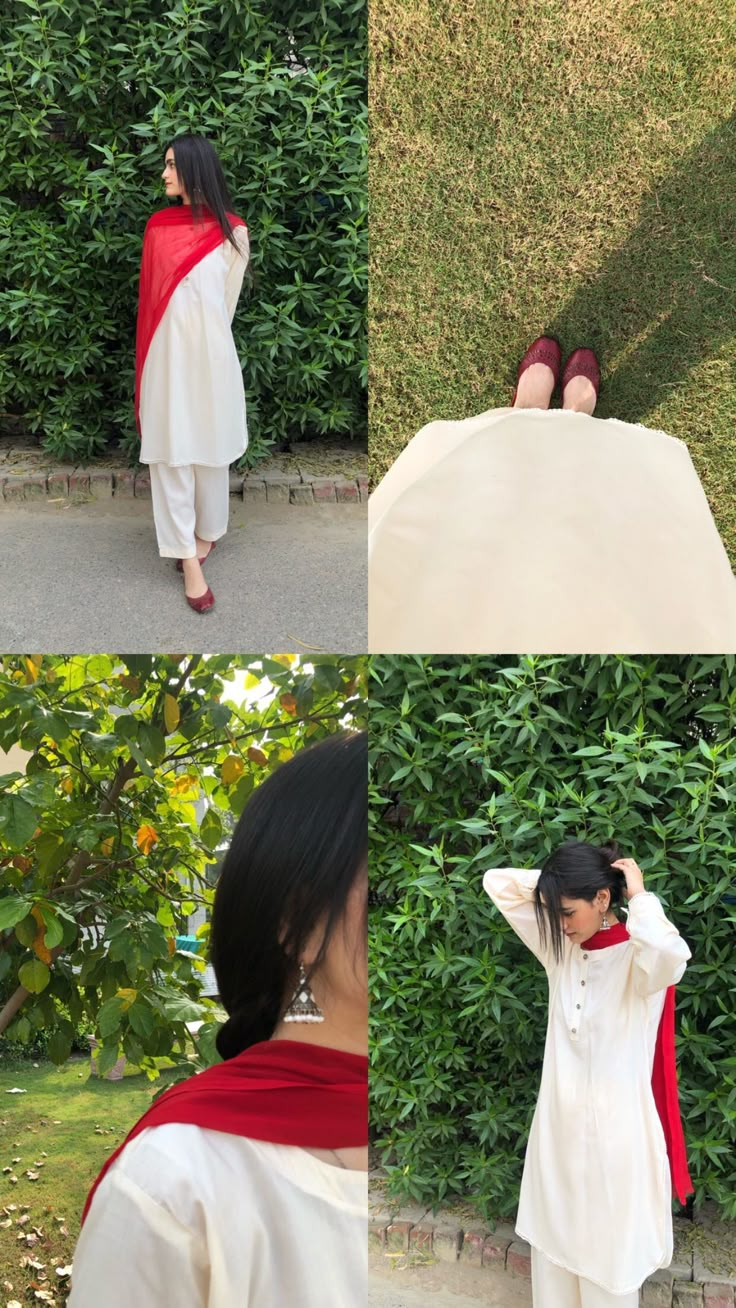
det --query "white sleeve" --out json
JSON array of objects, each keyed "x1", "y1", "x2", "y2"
[
  {"x1": 225, "y1": 225, "x2": 250, "y2": 322},
  {"x1": 482, "y1": 867, "x2": 551, "y2": 968},
  {"x1": 626, "y1": 891, "x2": 691, "y2": 995},
  {"x1": 68, "y1": 1166, "x2": 209, "y2": 1308}
]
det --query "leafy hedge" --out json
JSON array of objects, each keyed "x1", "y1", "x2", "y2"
[
  {"x1": 369, "y1": 655, "x2": 736, "y2": 1221},
  {"x1": 0, "y1": 0, "x2": 366, "y2": 465}
]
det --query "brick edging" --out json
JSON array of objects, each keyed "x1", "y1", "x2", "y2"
[
  {"x1": 368, "y1": 1199, "x2": 736, "y2": 1307},
  {"x1": 0, "y1": 468, "x2": 368, "y2": 506}
]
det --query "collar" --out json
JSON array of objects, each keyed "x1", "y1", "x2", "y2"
[{"x1": 580, "y1": 921, "x2": 630, "y2": 950}]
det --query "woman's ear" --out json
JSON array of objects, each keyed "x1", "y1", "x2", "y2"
[{"x1": 596, "y1": 889, "x2": 611, "y2": 912}]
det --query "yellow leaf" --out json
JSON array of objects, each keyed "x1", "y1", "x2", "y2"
[
  {"x1": 170, "y1": 773, "x2": 197, "y2": 795},
  {"x1": 163, "y1": 694, "x2": 180, "y2": 734},
  {"x1": 31, "y1": 908, "x2": 51, "y2": 965},
  {"x1": 272, "y1": 653, "x2": 296, "y2": 667},
  {"x1": 221, "y1": 755, "x2": 244, "y2": 785},
  {"x1": 277, "y1": 747, "x2": 294, "y2": 763},
  {"x1": 60, "y1": 778, "x2": 73, "y2": 795},
  {"x1": 100, "y1": 837, "x2": 115, "y2": 857},
  {"x1": 247, "y1": 747, "x2": 268, "y2": 767},
  {"x1": 24, "y1": 658, "x2": 39, "y2": 683},
  {"x1": 136, "y1": 824, "x2": 158, "y2": 855},
  {"x1": 30, "y1": 654, "x2": 43, "y2": 668},
  {"x1": 116, "y1": 988, "x2": 137, "y2": 1011},
  {"x1": 244, "y1": 672, "x2": 260, "y2": 690}
]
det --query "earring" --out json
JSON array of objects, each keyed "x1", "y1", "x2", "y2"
[
  {"x1": 599, "y1": 909, "x2": 611, "y2": 931},
  {"x1": 283, "y1": 961, "x2": 324, "y2": 1024}
]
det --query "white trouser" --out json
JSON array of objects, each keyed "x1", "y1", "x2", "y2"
[
  {"x1": 149, "y1": 463, "x2": 230, "y2": 558},
  {"x1": 531, "y1": 1248, "x2": 639, "y2": 1307}
]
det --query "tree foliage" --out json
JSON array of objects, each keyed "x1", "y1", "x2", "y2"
[
  {"x1": 0, "y1": 653, "x2": 367, "y2": 1080},
  {"x1": 0, "y1": 0, "x2": 366, "y2": 464},
  {"x1": 369, "y1": 654, "x2": 736, "y2": 1221}
]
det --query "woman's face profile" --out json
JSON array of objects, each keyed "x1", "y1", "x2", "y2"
[
  {"x1": 313, "y1": 863, "x2": 368, "y2": 1024},
  {"x1": 162, "y1": 150, "x2": 185, "y2": 199},
  {"x1": 559, "y1": 892, "x2": 609, "y2": 944}
]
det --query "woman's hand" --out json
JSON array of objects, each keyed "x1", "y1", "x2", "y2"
[{"x1": 611, "y1": 857, "x2": 645, "y2": 899}]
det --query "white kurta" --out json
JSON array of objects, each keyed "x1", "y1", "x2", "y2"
[
  {"x1": 68, "y1": 1123, "x2": 367, "y2": 1307},
  {"x1": 140, "y1": 226, "x2": 250, "y2": 467},
  {"x1": 368, "y1": 407, "x2": 736, "y2": 653},
  {"x1": 482, "y1": 870, "x2": 691, "y2": 1296}
]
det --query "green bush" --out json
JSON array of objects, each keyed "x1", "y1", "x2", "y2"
[
  {"x1": 369, "y1": 655, "x2": 736, "y2": 1221},
  {"x1": 0, "y1": 0, "x2": 366, "y2": 465}
]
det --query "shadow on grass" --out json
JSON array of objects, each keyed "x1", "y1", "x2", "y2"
[{"x1": 546, "y1": 114, "x2": 736, "y2": 423}]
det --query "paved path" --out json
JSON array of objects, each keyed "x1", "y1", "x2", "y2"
[
  {"x1": 0, "y1": 499, "x2": 366, "y2": 651},
  {"x1": 369, "y1": 1251, "x2": 531, "y2": 1308},
  {"x1": 369, "y1": 1270, "x2": 530, "y2": 1307}
]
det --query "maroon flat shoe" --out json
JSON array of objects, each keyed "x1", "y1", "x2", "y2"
[
  {"x1": 511, "y1": 334, "x2": 562, "y2": 406},
  {"x1": 186, "y1": 585, "x2": 215, "y2": 614},
  {"x1": 176, "y1": 539, "x2": 217, "y2": 572},
  {"x1": 561, "y1": 347, "x2": 601, "y2": 404}
]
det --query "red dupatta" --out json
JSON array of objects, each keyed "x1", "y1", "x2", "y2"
[
  {"x1": 584, "y1": 921, "x2": 693, "y2": 1203},
  {"x1": 134, "y1": 203, "x2": 247, "y2": 434},
  {"x1": 81, "y1": 1039, "x2": 367, "y2": 1225}
]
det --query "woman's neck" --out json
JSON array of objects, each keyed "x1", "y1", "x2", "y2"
[{"x1": 269, "y1": 1015, "x2": 367, "y2": 1059}]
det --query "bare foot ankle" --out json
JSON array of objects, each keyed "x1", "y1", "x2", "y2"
[
  {"x1": 181, "y1": 558, "x2": 208, "y2": 599},
  {"x1": 194, "y1": 536, "x2": 213, "y2": 560},
  {"x1": 514, "y1": 362, "x2": 555, "y2": 410},
  {"x1": 562, "y1": 376, "x2": 597, "y2": 415}
]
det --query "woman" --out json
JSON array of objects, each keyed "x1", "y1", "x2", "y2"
[
  {"x1": 483, "y1": 840, "x2": 691, "y2": 1307},
  {"x1": 136, "y1": 133, "x2": 250, "y2": 614},
  {"x1": 69, "y1": 730, "x2": 368, "y2": 1307},
  {"x1": 368, "y1": 334, "x2": 736, "y2": 651}
]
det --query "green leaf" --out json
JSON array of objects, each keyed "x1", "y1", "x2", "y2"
[
  {"x1": 47, "y1": 1028, "x2": 73, "y2": 1065},
  {"x1": 18, "y1": 958, "x2": 50, "y2": 993},
  {"x1": 139, "y1": 723, "x2": 167, "y2": 765},
  {"x1": 13, "y1": 1015, "x2": 32, "y2": 1044},
  {"x1": 0, "y1": 795, "x2": 39, "y2": 848},
  {"x1": 200, "y1": 807, "x2": 223, "y2": 851},
  {"x1": 313, "y1": 663, "x2": 342, "y2": 691},
  {"x1": 113, "y1": 714, "x2": 139, "y2": 741},
  {"x1": 96, "y1": 1041, "x2": 123, "y2": 1077},
  {"x1": 160, "y1": 993, "x2": 205, "y2": 1023},
  {"x1": 37, "y1": 905, "x2": 64, "y2": 949},
  {"x1": 97, "y1": 995, "x2": 126, "y2": 1038},
  {"x1": 0, "y1": 897, "x2": 32, "y2": 930},
  {"x1": 128, "y1": 1001, "x2": 156, "y2": 1040}
]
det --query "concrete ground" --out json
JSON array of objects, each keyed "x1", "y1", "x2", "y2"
[
  {"x1": 369, "y1": 1250, "x2": 531, "y2": 1307},
  {"x1": 0, "y1": 498, "x2": 366, "y2": 652}
]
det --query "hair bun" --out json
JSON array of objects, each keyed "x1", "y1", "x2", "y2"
[{"x1": 599, "y1": 839, "x2": 621, "y2": 864}]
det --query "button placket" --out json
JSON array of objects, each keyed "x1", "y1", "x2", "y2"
[{"x1": 570, "y1": 951, "x2": 590, "y2": 1038}]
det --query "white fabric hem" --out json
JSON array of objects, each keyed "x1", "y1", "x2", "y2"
[{"x1": 519, "y1": 1230, "x2": 664, "y2": 1296}]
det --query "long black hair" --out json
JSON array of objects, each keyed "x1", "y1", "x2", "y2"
[
  {"x1": 534, "y1": 839, "x2": 626, "y2": 963},
  {"x1": 165, "y1": 133, "x2": 242, "y2": 252},
  {"x1": 210, "y1": 730, "x2": 368, "y2": 1060}
]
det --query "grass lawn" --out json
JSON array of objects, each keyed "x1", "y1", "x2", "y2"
[
  {"x1": 0, "y1": 1057, "x2": 182, "y2": 1306},
  {"x1": 370, "y1": 0, "x2": 736, "y2": 564}
]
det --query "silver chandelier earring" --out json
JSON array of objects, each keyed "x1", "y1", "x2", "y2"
[
  {"x1": 600, "y1": 909, "x2": 611, "y2": 931},
  {"x1": 283, "y1": 961, "x2": 324, "y2": 1024}
]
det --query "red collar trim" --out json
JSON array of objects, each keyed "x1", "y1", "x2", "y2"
[{"x1": 580, "y1": 921, "x2": 629, "y2": 950}]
